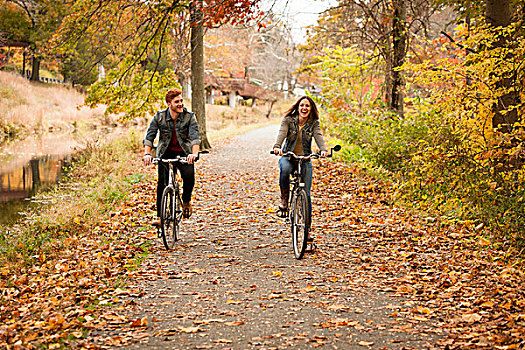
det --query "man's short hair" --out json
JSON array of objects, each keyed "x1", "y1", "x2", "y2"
[{"x1": 165, "y1": 88, "x2": 183, "y2": 104}]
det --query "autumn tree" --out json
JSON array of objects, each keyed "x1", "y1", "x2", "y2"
[
  {"x1": 0, "y1": 0, "x2": 67, "y2": 80},
  {"x1": 302, "y1": 0, "x2": 451, "y2": 114},
  {"x1": 205, "y1": 14, "x2": 301, "y2": 98},
  {"x1": 190, "y1": 0, "x2": 209, "y2": 148},
  {"x1": 205, "y1": 24, "x2": 257, "y2": 79},
  {"x1": 251, "y1": 18, "x2": 302, "y2": 96},
  {"x1": 53, "y1": 0, "x2": 262, "y2": 148}
]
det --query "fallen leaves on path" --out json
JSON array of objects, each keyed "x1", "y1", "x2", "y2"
[
  {"x1": 1, "y1": 135, "x2": 524, "y2": 349},
  {"x1": 313, "y1": 160, "x2": 525, "y2": 349}
]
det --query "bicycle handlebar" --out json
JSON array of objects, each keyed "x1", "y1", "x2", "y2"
[
  {"x1": 270, "y1": 145, "x2": 341, "y2": 159},
  {"x1": 152, "y1": 150, "x2": 209, "y2": 164},
  {"x1": 152, "y1": 157, "x2": 189, "y2": 164}
]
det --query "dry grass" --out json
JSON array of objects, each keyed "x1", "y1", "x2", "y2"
[
  {"x1": 0, "y1": 71, "x2": 105, "y2": 135},
  {"x1": 1, "y1": 69, "x2": 295, "y2": 141}
]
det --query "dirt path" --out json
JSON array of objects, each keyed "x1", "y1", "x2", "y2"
[{"x1": 91, "y1": 125, "x2": 445, "y2": 349}]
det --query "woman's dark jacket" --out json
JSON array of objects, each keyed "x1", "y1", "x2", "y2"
[
  {"x1": 144, "y1": 107, "x2": 201, "y2": 158},
  {"x1": 273, "y1": 115, "x2": 327, "y2": 154}
]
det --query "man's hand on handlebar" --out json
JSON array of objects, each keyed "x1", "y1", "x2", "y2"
[
  {"x1": 320, "y1": 151, "x2": 328, "y2": 158},
  {"x1": 187, "y1": 153, "x2": 198, "y2": 164},
  {"x1": 143, "y1": 154, "x2": 152, "y2": 165}
]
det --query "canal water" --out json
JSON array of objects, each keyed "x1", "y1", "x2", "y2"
[{"x1": 0, "y1": 128, "x2": 126, "y2": 225}]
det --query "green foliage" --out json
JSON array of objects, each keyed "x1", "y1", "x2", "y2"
[
  {"x1": 400, "y1": 22, "x2": 525, "y2": 245},
  {"x1": 309, "y1": 46, "x2": 383, "y2": 113},
  {"x1": 51, "y1": 0, "x2": 186, "y2": 119},
  {"x1": 307, "y1": 46, "x2": 431, "y2": 172},
  {"x1": 312, "y1": 23, "x2": 525, "y2": 249},
  {"x1": 0, "y1": 4, "x2": 31, "y2": 42},
  {"x1": 85, "y1": 64, "x2": 180, "y2": 121},
  {"x1": 0, "y1": 119, "x2": 20, "y2": 141},
  {"x1": 58, "y1": 41, "x2": 100, "y2": 86}
]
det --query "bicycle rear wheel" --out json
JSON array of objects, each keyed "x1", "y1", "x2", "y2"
[
  {"x1": 160, "y1": 186, "x2": 177, "y2": 250},
  {"x1": 291, "y1": 188, "x2": 310, "y2": 259}
]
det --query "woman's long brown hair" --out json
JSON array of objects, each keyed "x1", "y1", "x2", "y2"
[{"x1": 284, "y1": 96, "x2": 319, "y2": 122}]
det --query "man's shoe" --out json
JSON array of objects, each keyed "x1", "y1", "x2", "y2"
[
  {"x1": 152, "y1": 218, "x2": 161, "y2": 228},
  {"x1": 307, "y1": 236, "x2": 314, "y2": 243},
  {"x1": 182, "y1": 202, "x2": 192, "y2": 218}
]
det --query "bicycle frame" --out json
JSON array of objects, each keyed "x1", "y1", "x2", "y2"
[
  {"x1": 287, "y1": 159, "x2": 308, "y2": 219},
  {"x1": 156, "y1": 157, "x2": 186, "y2": 190},
  {"x1": 151, "y1": 157, "x2": 187, "y2": 249}
]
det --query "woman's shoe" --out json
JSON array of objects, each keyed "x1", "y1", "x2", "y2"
[{"x1": 278, "y1": 187, "x2": 289, "y2": 217}]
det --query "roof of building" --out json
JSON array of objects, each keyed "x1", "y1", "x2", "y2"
[{"x1": 205, "y1": 72, "x2": 281, "y2": 102}]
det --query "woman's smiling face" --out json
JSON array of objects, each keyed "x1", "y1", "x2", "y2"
[{"x1": 298, "y1": 98, "x2": 311, "y2": 118}]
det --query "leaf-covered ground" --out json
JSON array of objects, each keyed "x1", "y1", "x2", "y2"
[{"x1": 2, "y1": 125, "x2": 524, "y2": 349}]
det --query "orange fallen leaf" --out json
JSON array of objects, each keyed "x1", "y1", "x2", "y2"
[
  {"x1": 461, "y1": 313, "x2": 482, "y2": 323},
  {"x1": 177, "y1": 326, "x2": 203, "y2": 333},
  {"x1": 358, "y1": 341, "x2": 375, "y2": 346},
  {"x1": 130, "y1": 317, "x2": 148, "y2": 327}
]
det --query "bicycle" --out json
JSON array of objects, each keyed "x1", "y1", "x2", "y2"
[
  {"x1": 152, "y1": 151, "x2": 207, "y2": 250},
  {"x1": 271, "y1": 145, "x2": 341, "y2": 259}
]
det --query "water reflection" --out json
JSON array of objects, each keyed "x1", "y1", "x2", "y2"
[
  {"x1": 0, "y1": 127, "x2": 126, "y2": 225},
  {"x1": 0, "y1": 154, "x2": 69, "y2": 201},
  {"x1": 0, "y1": 155, "x2": 71, "y2": 224}
]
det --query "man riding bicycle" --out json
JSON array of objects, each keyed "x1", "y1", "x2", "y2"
[{"x1": 143, "y1": 88, "x2": 201, "y2": 224}]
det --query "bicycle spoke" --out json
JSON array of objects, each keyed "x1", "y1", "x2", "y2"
[
  {"x1": 160, "y1": 187, "x2": 176, "y2": 250},
  {"x1": 292, "y1": 189, "x2": 309, "y2": 259}
]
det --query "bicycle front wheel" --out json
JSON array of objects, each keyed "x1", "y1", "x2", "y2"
[
  {"x1": 173, "y1": 188, "x2": 183, "y2": 240},
  {"x1": 291, "y1": 188, "x2": 310, "y2": 259},
  {"x1": 160, "y1": 186, "x2": 177, "y2": 250}
]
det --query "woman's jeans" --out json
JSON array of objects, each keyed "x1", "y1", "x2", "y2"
[
  {"x1": 157, "y1": 150, "x2": 195, "y2": 217},
  {"x1": 279, "y1": 157, "x2": 313, "y2": 217}
]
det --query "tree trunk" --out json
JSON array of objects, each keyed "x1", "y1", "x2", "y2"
[
  {"x1": 486, "y1": 0, "x2": 511, "y2": 27},
  {"x1": 30, "y1": 55, "x2": 40, "y2": 82},
  {"x1": 22, "y1": 51, "x2": 27, "y2": 78},
  {"x1": 485, "y1": 0, "x2": 519, "y2": 132},
  {"x1": 266, "y1": 100, "x2": 275, "y2": 119},
  {"x1": 190, "y1": 0, "x2": 211, "y2": 150},
  {"x1": 391, "y1": 0, "x2": 406, "y2": 116}
]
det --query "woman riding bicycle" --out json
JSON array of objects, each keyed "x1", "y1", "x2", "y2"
[
  {"x1": 143, "y1": 88, "x2": 201, "y2": 224},
  {"x1": 272, "y1": 96, "x2": 328, "y2": 222}
]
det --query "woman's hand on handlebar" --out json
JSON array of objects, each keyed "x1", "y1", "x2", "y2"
[
  {"x1": 320, "y1": 151, "x2": 328, "y2": 158},
  {"x1": 143, "y1": 154, "x2": 152, "y2": 165},
  {"x1": 273, "y1": 147, "x2": 282, "y2": 156}
]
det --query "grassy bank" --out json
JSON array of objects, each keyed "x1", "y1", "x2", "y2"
[
  {"x1": 0, "y1": 130, "x2": 144, "y2": 267},
  {"x1": 0, "y1": 71, "x2": 107, "y2": 141},
  {"x1": 0, "y1": 129, "x2": 154, "y2": 349}
]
